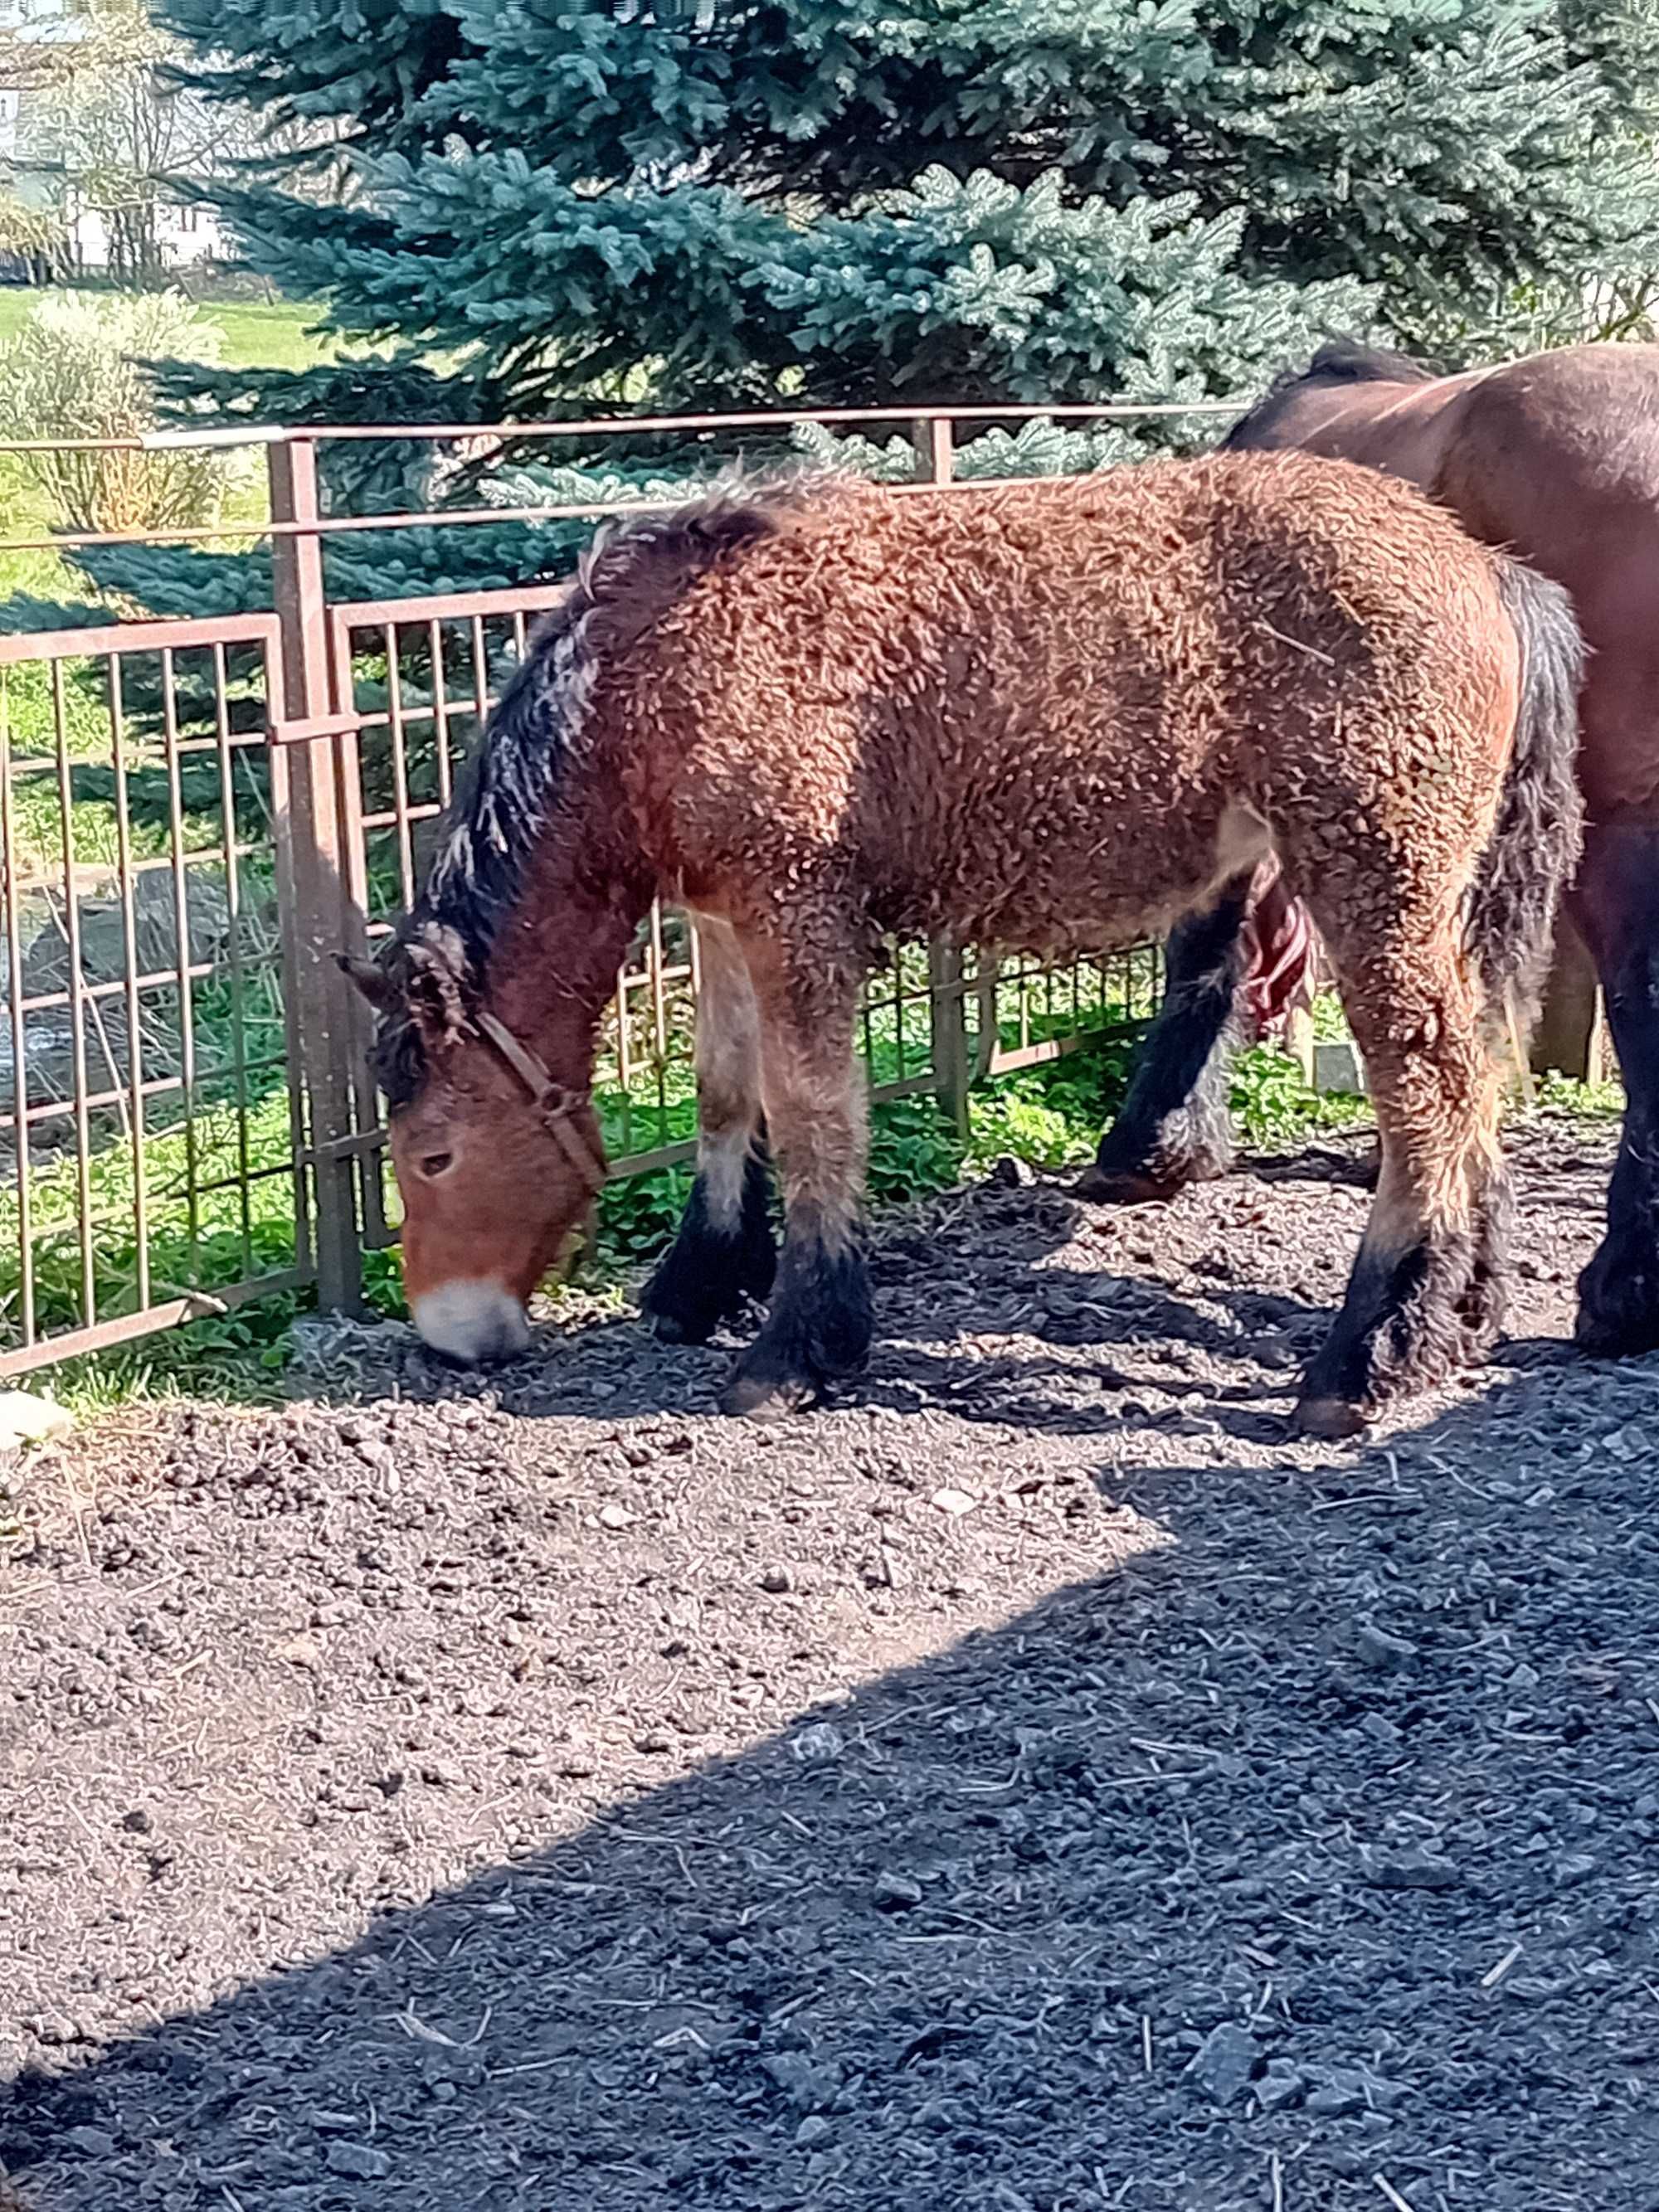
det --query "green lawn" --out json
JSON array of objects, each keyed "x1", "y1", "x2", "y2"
[{"x1": 0, "y1": 287, "x2": 334, "y2": 369}]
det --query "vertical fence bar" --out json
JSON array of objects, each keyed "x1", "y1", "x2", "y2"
[
  {"x1": 0, "y1": 688, "x2": 36, "y2": 1348},
  {"x1": 108, "y1": 655, "x2": 152, "y2": 1311},
  {"x1": 912, "y1": 417, "x2": 973, "y2": 1135},
  {"x1": 51, "y1": 659, "x2": 97, "y2": 1328},
  {"x1": 158, "y1": 647, "x2": 202, "y2": 1283},
  {"x1": 208, "y1": 643, "x2": 254, "y2": 1276},
  {"x1": 268, "y1": 434, "x2": 362, "y2": 1315}
]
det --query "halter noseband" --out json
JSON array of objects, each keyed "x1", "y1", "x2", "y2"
[{"x1": 469, "y1": 1009, "x2": 608, "y2": 1194}]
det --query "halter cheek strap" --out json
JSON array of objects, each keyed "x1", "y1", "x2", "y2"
[{"x1": 469, "y1": 1009, "x2": 609, "y2": 1195}]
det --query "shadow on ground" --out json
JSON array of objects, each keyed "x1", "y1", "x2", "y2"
[{"x1": 3, "y1": 1127, "x2": 1652, "y2": 2212}]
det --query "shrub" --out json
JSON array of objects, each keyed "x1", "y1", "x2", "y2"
[{"x1": 0, "y1": 289, "x2": 237, "y2": 537}]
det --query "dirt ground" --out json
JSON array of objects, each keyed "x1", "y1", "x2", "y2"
[{"x1": 3, "y1": 1117, "x2": 1658, "y2": 2212}]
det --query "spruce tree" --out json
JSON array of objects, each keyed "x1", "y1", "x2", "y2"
[{"x1": 27, "y1": 0, "x2": 1659, "y2": 621}]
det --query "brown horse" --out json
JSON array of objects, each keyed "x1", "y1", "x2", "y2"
[
  {"x1": 1092, "y1": 338, "x2": 1659, "y2": 1358},
  {"x1": 343, "y1": 458, "x2": 1582, "y2": 1437}
]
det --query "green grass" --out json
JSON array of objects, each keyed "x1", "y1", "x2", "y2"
[{"x1": 0, "y1": 287, "x2": 333, "y2": 367}]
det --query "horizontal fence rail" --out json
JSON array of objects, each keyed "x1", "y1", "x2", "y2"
[{"x1": 0, "y1": 400, "x2": 1205, "y2": 1372}]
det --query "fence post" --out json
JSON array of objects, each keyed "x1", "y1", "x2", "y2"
[
  {"x1": 269, "y1": 434, "x2": 364, "y2": 1315},
  {"x1": 911, "y1": 416, "x2": 974, "y2": 1137}
]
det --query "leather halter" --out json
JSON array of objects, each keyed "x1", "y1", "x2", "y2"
[{"x1": 470, "y1": 1009, "x2": 608, "y2": 1194}]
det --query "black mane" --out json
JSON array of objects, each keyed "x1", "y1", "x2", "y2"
[
  {"x1": 370, "y1": 620, "x2": 577, "y2": 1108},
  {"x1": 365, "y1": 475, "x2": 815, "y2": 1109},
  {"x1": 1224, "y1": 336, "x2": 1442, "y2": 450}
]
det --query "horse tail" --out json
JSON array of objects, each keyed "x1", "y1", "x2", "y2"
[{"x1": 1468, "y1": 556, "x2": 1585, "y2": 1024}]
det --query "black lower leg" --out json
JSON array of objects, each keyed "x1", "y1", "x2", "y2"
[
  {"x1": 642, "y1": 1147, "x2": 776, "y2": 1344},
  {"x1": 1571, "y1": 829, "x2": 1659, "y2": 1356},
  {"x1": 1295, "y1": 1216, "x2": 1486, "y2": 1439},
  {"x1": 1577, "y1": 1088, "x2": 1659, "y2": 1354},
  {"x1": 721, "y1": 1227, "x2": 873, "y2": 1419},
  {"x1": 1080, "y1": 883, "x2": 1250, "y2": 1203}
]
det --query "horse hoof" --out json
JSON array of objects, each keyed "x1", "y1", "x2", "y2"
[
  {"x1": 645, "y1": 1305, "x2": 713, "y2": 1347},
  {"x1": 1292, "y1": 1393, "x2": 1372, "y2": 1441},
  {"x1": 719, "y1": 1365, "x2": 822, "y2": 1420},
  {"x1": 1074, "y1": 1166, "x2": 1187, "y2": 1206},
  {"x1": 1574, "y1": 1308, "x2": 1659, "y2": 1359}
]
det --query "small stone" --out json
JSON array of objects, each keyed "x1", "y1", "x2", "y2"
[
  {"x1": 1187, "y1": 2021, "x2": 1259, "y2": 2106},
  {"x1": 1351, "y1": 1619, "x2": 1418, "y2": 1671},
  {"x1": 65, "y1": 2126, "x2": 117, "y2": 2158},
  {"x1": 635, "y1": 1731, "x2": 673, "y2": 1754},
  {"x1": 324, "y1": 2142, "x2": 392, "y2": 2180},
  {"x1": 761, "y1": 2051, "x2": 840, "y2": 2109},
  {"x1": 1306, "y1": 2079, "x2": 1365, "y2": 2118},
  {"x1": 988, "y1": 1155, "x2": 1035, "y2": 1189},
  {"x1": 1255, "y1": 2060, "x2": 1303, "y2": 2112},
  {"x1": 930, "y1": 1486, "x2": 977, "y2": 1517},
  {"x1": 119, "y1": 1808, "x2": 153, "y2": 1835},
  {"x1": 0, "y1": 1390, "x2": 74, "y2": 1449},
  {"x1": 759, "y1": 1567, "x2": 793, "y2": 1594},
  {"x1": 275, "y1": 1634, "x2": 322, "y2": 1669},
  {"x1": 795, "y1": 2114, "x2": 833, "y2": 2148},
  {"x1": 872, "y1": 1869, "x2": 923, "y2": 1910},
  {"x1": 1361, "y1": 1845, "x2": 1461, "y2": 1892},
  {"x1": 598, "y1": 1503, "x2": 635, "y2": 1530},
  {"x1": 1554, "y1": 1850, "x2": 1598, "y2": 1888},
  {"x1": 792, "y1": 1721, "x2": 844, "y2": 1764}
]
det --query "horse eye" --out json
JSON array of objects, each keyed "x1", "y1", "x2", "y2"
[{"x1": 419, "y1": 1151, "x2": 455, "y2": 1179}]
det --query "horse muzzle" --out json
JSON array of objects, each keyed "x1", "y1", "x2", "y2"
[{"x1": 411, "y1": 1280, "x2": 532, "y2": 1366}]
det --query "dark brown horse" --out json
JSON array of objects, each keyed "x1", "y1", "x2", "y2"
[
  {"x1": 344, "y1": 458, "x2": 1582, "y2": 1437},
  {"x1": 1092, "y1": 338, "x2": 1659, "y2": 1357}
]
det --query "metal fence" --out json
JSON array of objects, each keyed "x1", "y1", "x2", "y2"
[{"x1": 0, "y1": 401, "x2": 1214, "y2": 1373}]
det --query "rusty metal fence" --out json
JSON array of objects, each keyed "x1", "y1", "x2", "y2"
[{"x1": 0, "y1": 401, "x2": 1215, "y2": 1373}]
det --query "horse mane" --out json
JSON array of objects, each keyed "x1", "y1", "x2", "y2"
[
  {"x1": 370, "y1": 471, "x2": 839, "y2": 1107},
  {"x1": 1224, "y1": 336, "x2": 1441, "y2": 449}
]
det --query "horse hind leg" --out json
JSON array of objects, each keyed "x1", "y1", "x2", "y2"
[
  {"x1": 1294, "y1": 932, "x2": 1508, "y2": 1438},
  {"x1": 1078, "y1": 878, "x2": 1253, "y2": 1203},
  {"x1": 641, "y1": 916, "x2": 776, "y2": 1344}
]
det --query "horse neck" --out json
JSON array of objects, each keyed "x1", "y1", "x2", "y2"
[
  {"x1": 479, "y1": 801, "x2": 651, "y2": 1091},
  {"x1": 1270, "y1": 380, "x2": 1462, "y2": 492}
]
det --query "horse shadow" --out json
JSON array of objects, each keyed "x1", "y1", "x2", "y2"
[{"x1": 5, "y1": 1355, "x2": 1656, "y2": 2212}]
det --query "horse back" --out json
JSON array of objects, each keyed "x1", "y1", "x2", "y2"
[
  {"x1": 1438, "y1": 346, "x2": 1659, "y2": 812},
  {"x1": 603, "y1": 459, "x2": 1520, "y2": 950}
]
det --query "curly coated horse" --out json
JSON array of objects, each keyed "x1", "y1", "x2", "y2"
[
  {"x1": 1095, "y1": 338, "x2": 1659, "y2": 1357},
  {"x1": 344, "y1": 458, "x2": 1583, "y2": 1438}
]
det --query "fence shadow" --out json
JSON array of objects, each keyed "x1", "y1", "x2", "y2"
[{"x1": 5, "y1": 1354, "x2": 1655, "y2": 2212}]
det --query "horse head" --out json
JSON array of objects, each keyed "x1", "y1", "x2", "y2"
[{"x1": 341, "y1": 932, "x2": 605, "y2": 1364}]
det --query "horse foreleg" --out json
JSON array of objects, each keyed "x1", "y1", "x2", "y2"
[
  {"x1": 718, "y1": 939, "x2": 872, "y2": 1419},
  {"x1": 1078, "y1": 878, "x2": 1253, "y2": 1203},
  {"x1": 1295, "y1": 935, "x2": 1507, "y2": 1439},
  {"x1": 1570, "y1": 822, "x2": 1659, "y2": 1354},
  {"x1": 641, "y1": 915, "x2": 776, "y2": 1344}
]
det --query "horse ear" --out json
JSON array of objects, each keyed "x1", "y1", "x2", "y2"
[
  {"x1": 402, "y1": 925, "x2": 474, "y2": 1045},
  {"x1": 336, "y1": 953, "x2": 398, "y2": 1014}
]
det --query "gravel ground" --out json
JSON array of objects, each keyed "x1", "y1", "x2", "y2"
[{"x1": 3, "y1": 1118, "x2": 1658, "y2": 2212}]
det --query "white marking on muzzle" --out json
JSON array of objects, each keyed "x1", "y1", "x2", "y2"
[{"x1": 411, "y1": 1280, "x2": 531, "y2": 1365}]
